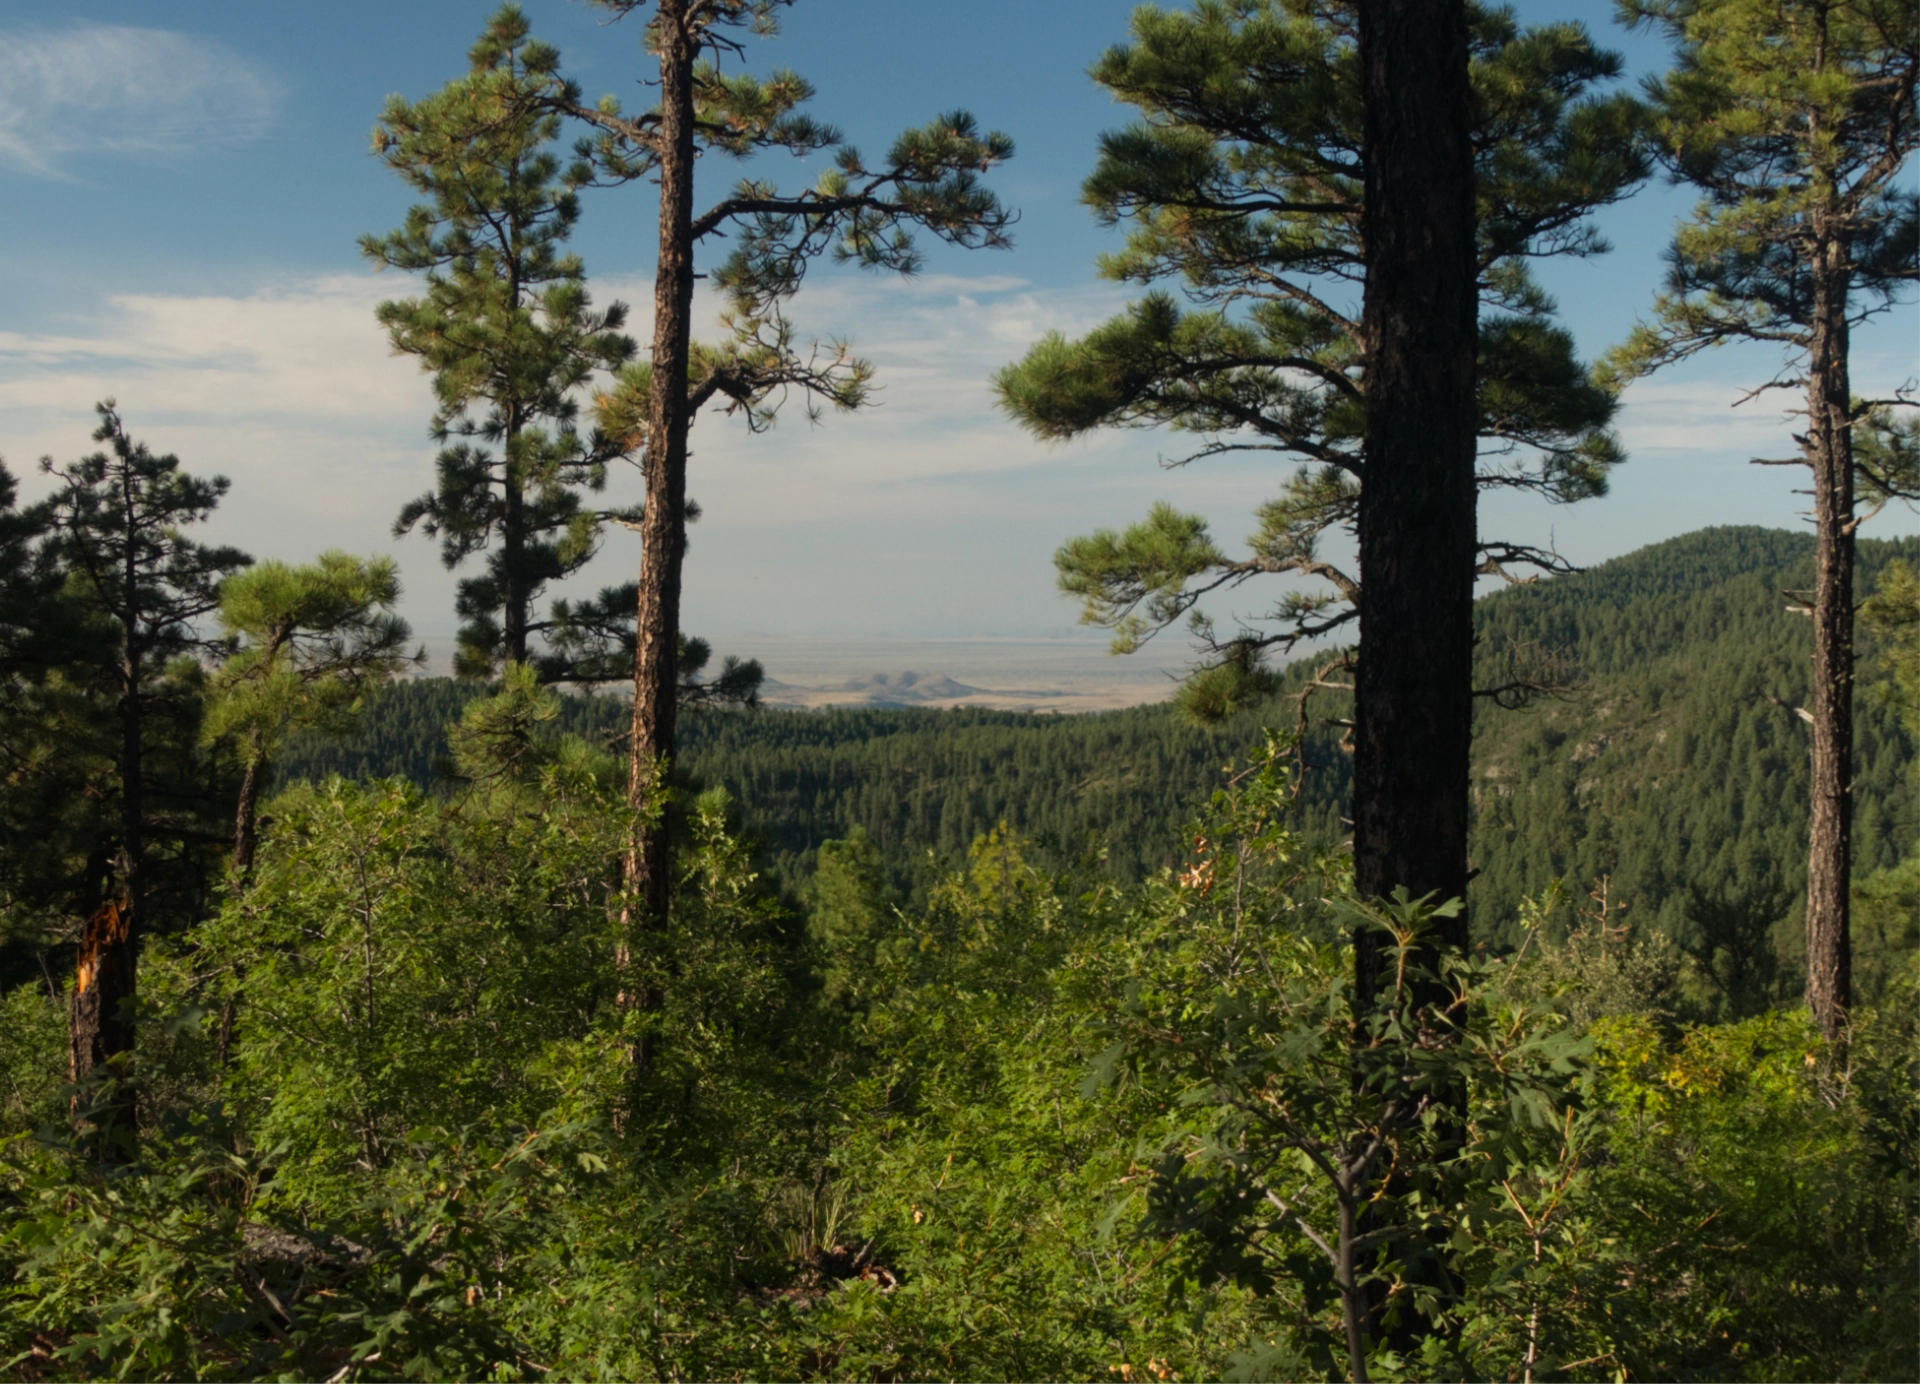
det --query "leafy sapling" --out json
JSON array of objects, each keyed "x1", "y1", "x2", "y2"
[{"x1": 206, "y1": 552, "x2": 418, "y2": 874}]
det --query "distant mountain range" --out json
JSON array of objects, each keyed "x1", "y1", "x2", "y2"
[
  {"x1": 758, "y1": 669, "x2": 1081, "y2": 710},
  {"x1": 763, "y1": 670, "x2": 985, "y2": 704}
]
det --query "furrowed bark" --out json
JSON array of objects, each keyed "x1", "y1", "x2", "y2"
[
  {"x1": 503, "y1": 398, "x2": 530, "y2": 667},
  {"x1": 70, "y1": 895, "x2": 137, "y2": 1124},
  {"x1": 233, "y1": 746, "x2": 262, "y2": 876},
  {"x1": 504, "y1": 481, "x2": 530, "y2": 665},
  {"x1": 626, "y1": 0, "x2": 696, "y2": 978},
  {"x1": 1352, "y1": 0, "x2": 1477, "y2": 1356},
  {"x1": 1353, "y1": 0, "x2": 1477, "y2": 991},
  {"x1": 72, "y1": 630, "x2": 143, "y2": 1150},
  {"x1": 1804, "y1": 224, "x2": 1854, "y2": 1043}
]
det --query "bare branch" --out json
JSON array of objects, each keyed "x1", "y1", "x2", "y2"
[
  {"x1": 1762, "y1": 692, "x2": 1813, "y2": 724},
  {"x1": 1262, "y1": 1189, "x2": 1339, "y2": 1268}
]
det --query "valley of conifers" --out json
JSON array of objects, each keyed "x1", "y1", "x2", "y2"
[{"x1": 0, "y1": 1, "x2": 1914, "y2": 1380}]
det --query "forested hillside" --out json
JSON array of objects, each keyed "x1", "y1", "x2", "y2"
[
  {"x1": 281, "y1": 527, "x2": 1916, "y2": 955},
  {"x1": 4, "y1": 0, "x2": 1916, "y2": 1371},
  {"x1": 1467, "y1": 527, "x2": 1915, "y2": 960},
  {"x1": 281, "y1": 691, "x2": 1307, "y2": 890}
]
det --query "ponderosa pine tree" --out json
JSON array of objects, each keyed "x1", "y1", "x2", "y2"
[
  {"x1": 994, "y1": 2, "x2": 1636, "y2": 1352},
  {"x1": 0, "y1": 462, "x2": 70, "y2": 952},
  {"x1": 1601, "y1": 0, "x2": 1918, "y2": 1042},
  {"x1": 364, "y1": 6, "x2": 639, "y2": 683},
  {"x1": 0, "y1": 463, "x2": 53, "y2": 681},
  {"x1": 0, "y1": 463, "x2": 63, "y2": 829},
  {"x1": 206, "y1": 553, "x2": 418, "y2": 874},
  {"x1": 563, "y1": 0, "x2": 1015, "y2": 930},
  {"x1": 39, "y1": 404, "x2": 250, "y2": 1145},
  {"x1": 1350, "y1": 0, "x2": 1480, "y2": 1360},
  {"x1": 995, "y1": 0, "x2": 1648, "y2": 721},
  {"x1": 1346, "y1": 0, "x2": 1482, "y2": 1007}
]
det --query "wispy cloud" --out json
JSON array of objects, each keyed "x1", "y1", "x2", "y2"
[
  {"x1": 0, "y1": 269, "x2": 1179, "y2": 638},
  {"x1": 8, "y1": 268, "x2": 1896, "y2": 642},
  {"x1": 1611, "y1": 377, "x2": 1805, "y2": 458},
  {"x1": 0, "y1": 24, "x2": 278, "y2": 176}
]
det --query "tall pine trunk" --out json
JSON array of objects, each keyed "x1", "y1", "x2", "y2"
[
  {"x1": 72, "y1": 639, "x2": 143, "y2": 1151},
  {"x1": 232, "y1": 747, "x2": 263, "y2": 875},
  {"x1": 1804, "y1": 223, "x2": 1854, "y2": 1043},
  {"x1": 1353, "y1": 0, "x2": 1477, "y2": 991},
  {"x1": 627, "y1": 0, "x2": 696, "y2": 936},
  {"x1": 503, "y1": 474, "x2": 530, "y2": 665},
  {"x1": 1352, "y1": 0, "x2": 1477, "y2": 1358},
  {"x1": 503, "y1": 398, "x2": 530, "y2": 667}
]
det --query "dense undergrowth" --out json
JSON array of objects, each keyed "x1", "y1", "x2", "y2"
[{"x1": 2, "y1": 704, "x2": 1914, "y2": 1381}]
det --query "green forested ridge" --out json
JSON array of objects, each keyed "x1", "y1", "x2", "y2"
[
  {"x1": 279, "y1": 526, "x2": 1916, "y2": 952},
  {"x1": 281, "y1": 691, "x2": 1290, "y2": 895},
  {"x1": 1468, "y1": 527, "x2": 1915, "y2": 966}
]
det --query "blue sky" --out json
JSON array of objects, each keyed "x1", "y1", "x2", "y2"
[{"x1": 1, "y1": 1, "x2": 1914, "y2": 654}]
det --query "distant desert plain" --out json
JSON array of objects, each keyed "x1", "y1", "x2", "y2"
[
  {"x1": 713, "y1": 636, "x2": 1198, "y2": 712},
  {"x1": 415, "y1": 635, "x2": 1200, "y2": 711}
]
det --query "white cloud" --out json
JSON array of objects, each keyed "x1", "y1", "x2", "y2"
[
  {"x1": 0, "y1": 24, "x2": 278, "y2": 176},
  {"x1": 11, "y1": 266, "x2": 1891, "y2": 644},
  {"x1": 0, "y1": 275, "x2": 437, "y2": 627},
  {"x1": 0, "y1": 274, "x2": 423, "y2": 450},
  {"x1": 1611, "y1": 376, "x2": 1806, "y2": 458},
  {"x1": 0, "y1": 268, "x2": 1177, "y2": 639}
]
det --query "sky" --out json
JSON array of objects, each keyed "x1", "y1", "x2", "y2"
[{"x1": 0, "y1": 1, "x2": 1914, "y2": 659}]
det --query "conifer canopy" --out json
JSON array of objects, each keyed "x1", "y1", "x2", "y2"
[{"x1": 996, "y1": 1, "x2": 1651, "y2": 717}]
